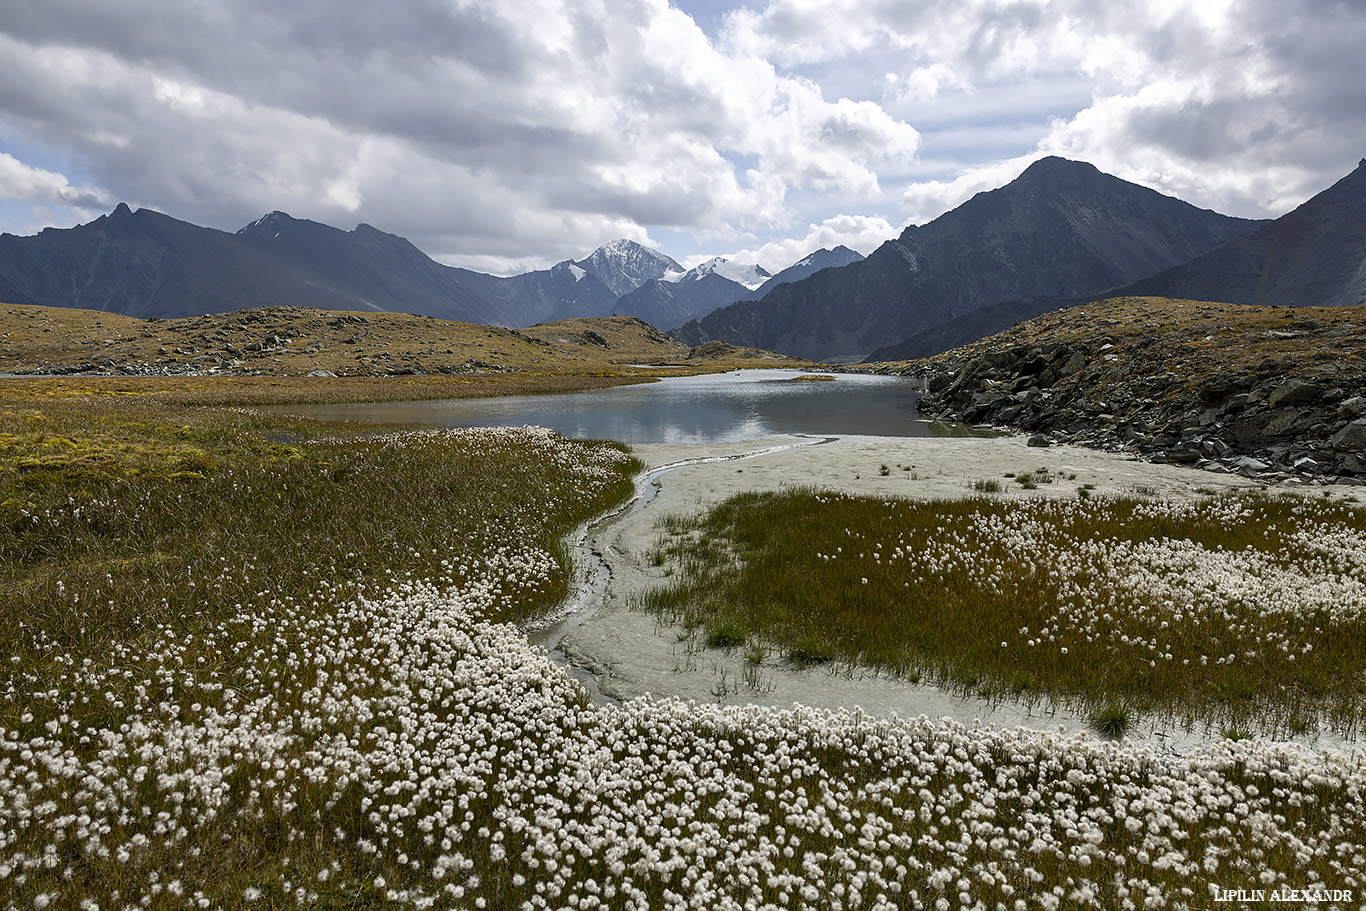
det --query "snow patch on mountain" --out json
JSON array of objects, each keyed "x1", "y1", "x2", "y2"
[
  {"x1": 679, "y1": 257, "x2": 773, "y2": 290},
  {"x1": 573, "y1": 239, "x2": 684, "y2": 298}
]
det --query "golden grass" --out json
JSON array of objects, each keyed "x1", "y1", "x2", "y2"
[
  {"x1": 0, "y1": 303, "x2": 809, "y2": 377},
  {"x1": 877, "y1": 296, "x2": 1366, "y2": 395}
]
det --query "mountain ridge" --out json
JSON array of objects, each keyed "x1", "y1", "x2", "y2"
[
  {"x1": 671, "y1": 157, "x2": 1262, "y2": 361},
  {"x1": 1117, "y1": 158, "x2": 1366, "y2": 308},
  {"x1": 0, "y1": 205, "x2": 847, "y2": 332},
  {"x1": 865, "y1": 158, "x2": 1366, "y2": 362}
]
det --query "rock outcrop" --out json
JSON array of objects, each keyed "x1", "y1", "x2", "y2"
[{"x1": 896, "y1": 297, "x2": 1366, "y2": 485}]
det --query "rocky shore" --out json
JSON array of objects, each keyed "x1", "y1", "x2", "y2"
[{"x1": 887, "y1": 297, "x2": 1366, "y2": 485}]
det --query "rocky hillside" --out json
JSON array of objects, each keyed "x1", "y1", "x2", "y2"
[
  {"x1": 672, "y1": 158, "x2": 1258, "y2": 362},
  {"x1": 0, "y1": 304, "x2": 805, "y2": 377},
  {"x1": 1120, "y1": 159, "x2": 1366, "y2": 308},
  {"x1": 895, "y1": 297, "x2": 1366, "y2": 485}
]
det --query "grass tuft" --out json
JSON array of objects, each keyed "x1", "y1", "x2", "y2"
[{"x1": 1089, "y1": 703, "x2": 1133, "y2": 738}]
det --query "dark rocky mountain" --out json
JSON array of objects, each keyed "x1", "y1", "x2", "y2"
[
  {"x1": 864, "y1": 296, "x2": 1085, "y2": 363},
  {"x1": 0, "y1": 207, "x2": 675, "y2": 326},
  {"x1": 1117, "y1": 158, "x2": 1366, "y2": 308},
  {"x1": 868, "y1": 159, "x2": 1366, "y2": 362},
  {"x1": 0, "y1": 204, "x2": 382, "y2": 321},
  {"x1": 671, "y1": 157, "x2": 1259, "y2": 362},
  {"x1": 742, "y1": 245, "x2": 864, "y2": 300},
  {"x1": 612, "y1": 271, "x2": 751, "y2": 330},
  {"x1": 232, "y1": 210, "x2": 518, "y2": 323},
  {"x1": 492, "y1": 262, "x2": 619, "y2": 324}
]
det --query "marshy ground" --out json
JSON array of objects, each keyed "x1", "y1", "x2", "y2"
[{"x1": 2, "y1": 376, "x2": 1365, "y2": 909}]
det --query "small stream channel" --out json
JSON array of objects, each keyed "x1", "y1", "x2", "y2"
[{"x1": 526, "y1": 436, "x2": 835, "y2": 703}]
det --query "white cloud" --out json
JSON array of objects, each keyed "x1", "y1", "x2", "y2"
[
  {"x1": 0, "y1": 152, "x2": 105, "y2": 206},
  {"x1": 725, "y1": 213, "x2": 900, "y2": 272},
  {"x1": 900, "y1": 156, "x2": 1040, "y2": 224},
  {"x1": 0, "y1": 0, "x2": 932, "y2": 267}
]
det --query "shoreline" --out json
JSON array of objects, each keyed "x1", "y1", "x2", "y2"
[{"x1": 556, "y1": 432, "x2": 1360, "y2": 751}]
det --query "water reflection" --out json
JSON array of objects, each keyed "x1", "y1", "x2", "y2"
[{"x1": 281, "y1": 369, "x2": 977, "y2": 444}]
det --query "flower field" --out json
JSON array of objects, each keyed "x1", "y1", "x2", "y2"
[
  {"x1": 6, "y1": 520, "x2": 1366, "y2": 910},
  {"x1": 3, "y1": 394, "x2": 1365, "y2": 908}
]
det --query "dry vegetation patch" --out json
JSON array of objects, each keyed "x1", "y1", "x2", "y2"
[
  {"x1": 0, "y1": 303, "x2": 808, "y2": 378},
  {"x1": 885, "y1": 297, "x2": 1366, "y2": 382}
]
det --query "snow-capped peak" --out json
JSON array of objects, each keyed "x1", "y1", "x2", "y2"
[
  {"x1": 688, "y1": 256, "x2": 772, "y2": 290},
  {"x1": 573, "y1": 239, "x2": 684, "y2": 297}
]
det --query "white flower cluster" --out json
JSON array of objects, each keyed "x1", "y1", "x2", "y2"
[
  {"x1": 376, "y1": 425, "x2": 634, "y2": 486},
  {"x1": 2, "y1": 454, "x2": 1365, "y2": 907},
  {"x1": 827, "y1": 493, "x2": 1366, "y2": 697}
]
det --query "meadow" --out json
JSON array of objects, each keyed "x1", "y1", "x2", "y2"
[
  {"x1": 643, "y1": 488, "x2": 1366, "y2": 738},
  {"x1": 2, "y1": 379, "x2": 1365, "y2": 909}
]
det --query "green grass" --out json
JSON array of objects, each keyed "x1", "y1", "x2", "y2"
[
  {"x1": 642, "y1": 487, "x2": 1366, "y2": 734},
  {"x1": 1089, "y1": 703, "x2": 1132, "y2": 739},
  {"x1": 0, "y1": 393, "x2": 639, "y2": 736}
]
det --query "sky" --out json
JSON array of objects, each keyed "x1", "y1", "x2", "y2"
[{"x1": 1, "y1": 0, "x2": 1364, "y2": 276}]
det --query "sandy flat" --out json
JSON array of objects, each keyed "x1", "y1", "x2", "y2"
[{"x1": 552, "y1": 432, "x2": 1330, "y2": 749}]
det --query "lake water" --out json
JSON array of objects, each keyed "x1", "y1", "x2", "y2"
[{"x1": 281, "y1": 369, "x2": 975, "y2": 443}]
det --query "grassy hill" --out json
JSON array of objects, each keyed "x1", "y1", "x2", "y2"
[{"x1": 0, "y1": 303, "x2": 804, "y2": 380}]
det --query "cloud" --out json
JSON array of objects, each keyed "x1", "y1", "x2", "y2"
[
  {"x1": 900, "y1": 156, "x2": 1041, "y2": 224},
  {"x1": 0, "y1": 0, "x2": 1363, "y2": 269},
  {"x1": 0, "y1": 152, "x2": 107, "y2": 207},
  {"x1": 720, "y1": 213, "x2": 901, "y2": 272},
  {"x1": 736, "y1": 0, "x2": 1366, "y2": 222},
  {"x1": 0, "y1": 0, "x2": 924, "y2": 267}
]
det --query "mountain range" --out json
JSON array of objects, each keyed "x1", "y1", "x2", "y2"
[
  {"x1": 612, "y1": 246, "x2": 863, "y2": 330},
  {"x1": 865, "y1": 157, "x2": 1366, "y2": 363},
  {"x1": 0, "y1": 207, "x2": 810, "y2": 329},
  {"x1": 3, "y1": 156, "x2": 1364, "y2": 361}
]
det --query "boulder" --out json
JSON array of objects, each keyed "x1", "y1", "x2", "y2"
[
  {"x1": 1232, "y1": 455, "x2": 1271, "y2": 473},
  {"x1": 1056, "y1": 350, "x2": 1087, "y2": 376},
  {"x1": 1260, "y1": 408, "x2": 1319, "y2": 440},
  {"x1": 1198, "y1": 374, "x2": 1254, "y2": 403},
  {"x1": 1338, "y1": 396, "x2": 1366, "y2": 420},
  {"x1": 1266, "y1": 378, "x2": 1323, "y2": 408},
  {"x1": 1330, "y1": 419, "x2": 1366, "y2": 453}
]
